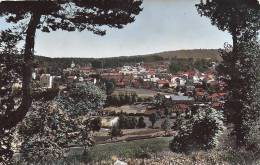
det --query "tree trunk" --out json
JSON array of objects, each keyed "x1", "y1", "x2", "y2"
[
  {"x1": 232, "y1": 33, "x2": 238, "y2": 53},
  {"x1": 1, "y1": 13, "x2": 41, "y2": 130}
]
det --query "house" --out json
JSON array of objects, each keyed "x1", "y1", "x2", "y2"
[
  {"x1": 170, "y1": 76, "x2": 186, "y2": 86},
  {"x1": 40, "y1": 74, "x2": 53, "y2": 88},
  {"x1": 101, "y1": 73, "x2": 124, "y2": 81},
  {"x1": 173, "y1": 104, "x2": 190, "y2": 113},
  {"x1": 101, "y1": 117, "x2": 119, "y2": 128},
  {"x1": 157, "y1": 80, "x2": 169, "y2": 88},
  {"x1": 79, "y1": 67, "x2": 95, "y2": 75},
  {"x1": 208, "y1": 93, "x2": 226, "y2": 102},
  {"x1": 212, "y1": 102, "x2": 224, "y2": 110},
  {"x1": 116, "y1": 81, "x2": 125, "y2": 88},
  {"x1": 165, "y1": 94, "x2": 194, "y2": 104},
  {"x1": 67, "y1": 76, "x2": 77, "y2": 83}
]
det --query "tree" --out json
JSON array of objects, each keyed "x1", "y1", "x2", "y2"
[
  {"x1": 170, "y1": 107, "x2": 225, "y2": 153},
  {"x1": 129, "y1": 117, "x2": 138, "y2": 129},
  {"x1": 0, "y1": 33, "x2": 23, "y2": 163},
  {"x1": 104, "y1": 79, "x2": 116, "y2": 95},
  {"x1": 218, "y1": 41, "x2": 260, "y2": 146},
  {"x1": 196, "y1": 0, "x2": 260, "y2": 146},
  {"x1": 137, "y1": 116, "x2": 146, "y2": 128},
  {"x1": 18, "y1": 101, "x2": 72, "y2": 163},
  {"x1": 169, "y1": 60, "x2": 182, "y2": 74},
  {"x1": 149, "y1": 113, "x2": 160, "y2": 128},
  {"x1": 90, "y1": 117, "x2": 102, "y2": 132},
  {"x1": 196, "y1": 0, "x2": 260, "y2": 51},
  {"x1": 164, "y1": 107, "x2": 172, "y2": 117},
  {"x1": 118, "y1": 113, "x2": 127, "y2": 129},
  {"x1": 118, "y1": 114, "x2": 137, "y2": 129},
  {"x1": 109, "y1": 125, "x2": 122, "y2": 139},
  {"x1": 55, "y1": 82, "x2": 106, "y2": 151},
  {"x1": 161, "y1": 117, "x2": 171, "y2": 135},
  {"x1": 153, "y1": 93, "x2": 166, "y2": 109},
  {"x1": 0, "y1": 0, "x2": 143, "y2": 132},
  {"x1": 16, "y1": 82, "x2": 105, "y2": 162},
  {"x1": 131, "y1": 92, "x2": 138, "y2": 104}
]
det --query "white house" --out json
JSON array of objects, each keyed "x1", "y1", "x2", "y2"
[
  {"x1": 171, "y1": 76, "x2": 186, "y2": 86},
  {"x1": 101, "y1": 117, "x2": 119, "y2": 128}
]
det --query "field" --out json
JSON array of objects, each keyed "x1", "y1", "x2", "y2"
[
  {"x1": 68, "y1": 137, "x2": 172, "y2": 162},
  {"x1": 113, "y1": 88, "x2": 168, "y2": 98}
]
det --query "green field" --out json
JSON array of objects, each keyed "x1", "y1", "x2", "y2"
[
  {"x1": 113, "y1": 88, "x2": 168, "y2": 98},
  {"x1": 15, "y1": 136, "x2": 173, "y2": 164},
  {"x1": 67, "y1": 137, "x2": 172, "y2": 163}
]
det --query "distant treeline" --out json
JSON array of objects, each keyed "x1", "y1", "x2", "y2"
[
  {"x1": 34, "y1": 49, "x2": 219, "y2": 75},
  {"x1": 35, "y1": 55, "x2": 163, "y2": 75}
]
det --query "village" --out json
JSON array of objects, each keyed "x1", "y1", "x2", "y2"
[{"x1": 30, "y1": 59, "x2": 227, "y2": 144}]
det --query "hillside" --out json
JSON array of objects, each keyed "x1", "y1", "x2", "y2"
[
  {"x1": 34, "y1": 49, "x2": 222, "y2": 74},
  {"x1": 143, "y1": 49, "x2": 222, "y2": 62}
]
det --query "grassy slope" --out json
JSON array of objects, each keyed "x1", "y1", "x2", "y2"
[{"x1": 68, "y1": 137, "x2": 172, "y2": 162}]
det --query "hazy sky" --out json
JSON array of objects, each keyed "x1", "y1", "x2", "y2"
[{"x1": 2, "y1": 0, "x2": 233, "y2": 58}]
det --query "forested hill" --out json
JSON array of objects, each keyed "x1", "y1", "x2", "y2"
[
  {"x1": 35, "y1": 49, "x2": 221, "y2": 74},
  {"x1": 144, "y1": 49, "x2": 222, "y2": 61}
]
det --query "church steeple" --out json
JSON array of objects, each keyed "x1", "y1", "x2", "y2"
[{"x1": 71, "y1": 60, "x2": 75, "y2": 68}]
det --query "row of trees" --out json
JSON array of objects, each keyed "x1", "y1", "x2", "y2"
[
  {"x1": 106, "y1": 92, "x2": 138, "y2": 107},
  {"x1": 109, "y1": 114, "x2": 171, "y2": 139},
  {"x1": 118, "y1": 114, "x2": 146, "y2": 129}
]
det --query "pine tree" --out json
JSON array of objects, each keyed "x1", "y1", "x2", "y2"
[
  {"x1": 149, "y1": 113, "x2": 160, "y2": 128},
  {"x1": 0, "y1": 0, "x2": 143, "y2": 131},
  {"x1": 161, "y1": 117, "x2": 171, "y2": 135},
  {"x1": 137, "y1": 116, "x2": 146, "y2": 128}
]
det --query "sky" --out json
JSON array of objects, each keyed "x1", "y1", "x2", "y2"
[{"x1": 1, "y1": 0, "x2": 232, "y2": 58}]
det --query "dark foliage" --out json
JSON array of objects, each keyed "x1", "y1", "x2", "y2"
[
  {"x1": 196, "y1": 0, "x2": 260, "y2": 146},
  {"x1": 118, "y1": 114, "x2": 138, "y2": 129},
  {"x1": 91, "y1": 117, "x2": 102, "y2": 132},
  {"x1": 137, "y1": 116, "x2": 146, "y2": 128},
  {"x1": 149, "y1": 113, "x2": 160, "y2": 128}
]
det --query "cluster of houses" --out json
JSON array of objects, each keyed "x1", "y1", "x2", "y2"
[{"x1": 33, "y1": 60, "x2": 227, "y2": 126}]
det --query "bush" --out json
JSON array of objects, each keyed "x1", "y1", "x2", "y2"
[
  {"x1": 161, "y1": 117, "x2": 171, "y2": 134},
  {"x1": 137, "y1": 116, "x2": 146, "y2": 128},
  {"x1": 170, "y1": 107, "x2": 225, "y2": 153},
  {"x1": 245, "y1": 118, "x2": 260, "y2": 151},
  {"x1": 118, "y1": 114, "x2": 137, "y2": 129},
  {"x1": 149, "y1": 113, "x2": 160, "y2": 128},
  {"x1": 90, "y1": 117, "x2": 102, "y2": 132},
  {"x1": 109, "y1": 125, "x2": 122, "y2": 138}
]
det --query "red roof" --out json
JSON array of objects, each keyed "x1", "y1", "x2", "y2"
[
  {"x1": 196, "y1": 91, "x2": 205, "y2": 96},
  {"x1": 157, "y1": 80, "x2": 169, "y2": 84},
  {"x1": 209, "y1": 93, "x2": 226, "y2": 99}
]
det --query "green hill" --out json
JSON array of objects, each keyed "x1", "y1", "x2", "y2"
[
  {"x1": 143, "y1": 49, "x2": 222, "y2": 61},
  {"x1": 35, "y1": 49, "x2": 221, "y2": 75}
]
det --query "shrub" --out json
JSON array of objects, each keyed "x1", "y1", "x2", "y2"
[
  {"x1": 245, "y1": 117, "x2": 260, "y2": 151},
  {"x1": 109, "y1": 125, "x2": 122, "y2": 138},
  {"x1": 118, "y1": 114, "x2": 137, "y2": 129},
  {"x1": 137, "y1": 116, "x2": 146, "y2": 128},
  {"x1": 170, "y1": 107, "x2": 225, "y2": 153},
  {"x1": 161, "y1": 117, "x2": 171, "y2": 134},
  {"x1": 149, "y1": 113, "x2": 160, "y2": 128},
  {"x1": 90, "y1": 117, "x2": 102, "y2": 132}
]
